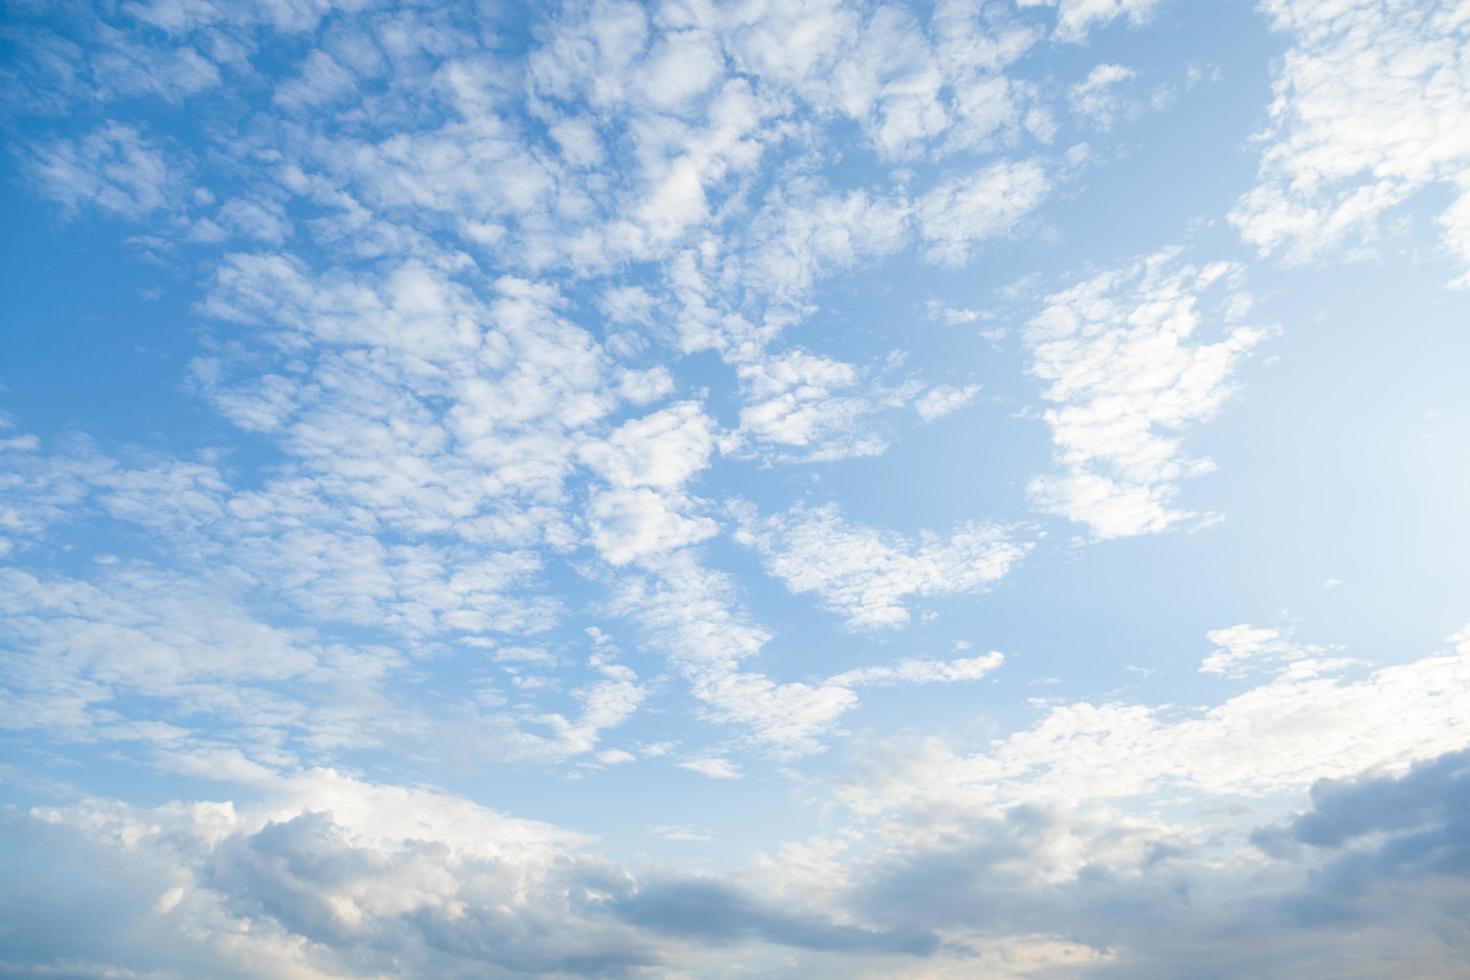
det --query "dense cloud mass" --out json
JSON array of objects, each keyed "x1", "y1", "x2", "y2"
[{"x1": 2, "y1": 0, "x2": 1468, "y2": 976}]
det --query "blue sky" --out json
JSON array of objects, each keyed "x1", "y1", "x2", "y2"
[{"x1": 2, "y1": 0, "x2": 1470, "y2": 976}]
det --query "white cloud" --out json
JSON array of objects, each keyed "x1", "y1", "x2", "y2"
[
  {"x1": 0, "y1": 433, "x2": 109, "y2": 554},
  {"x1": 6, "y1": 770, "x2": 640, "y2": 976},
  {"x1": 519, "y1": 656, "x2": 647, "y2": 762},
  {"x1": 1025, "y1": 249, "x2": 1273, "y2": 538},
  {"x1": 740, "y1": 185, "x2": 911, "y2": 308},
  {"x1": 606, "y1": 550, "x2": 857, "y2": 754},
  {"x1": 735, "y1": 503, "x2": 1029, "y2": 630},
  {"x1": 586, "y1": 488, "x2": 718, "y2": 566},
  {"x1": 215, "y1": 197, "x2": 292, "y2": 244},
  {"x1": 923, "y1": 299, "x2": 987, "y2": 325},
  {"x1": 841, "y1": 625, "x2": 1470, "y2": 818},
  {"x1": 195, "y1": 259, "x2": 627, "y2": 551},
  {"x1": 722, "y1": 0, "x2": 1041, "y2": 160},
  {"x1": 1200, "y1": 623, "x2": 1328, "y2": 679},
  {"x1": 1068, "y1": 62, "x2": 1136, "y2": 129},
  {"x1": 1230, "y1": 0, "x2": 1470, "y2": 285},
  {"x1": 615, "y1": 365, "x2": 675, "y2": 405},
  {"x1": 579, "y1": 402, "x2": 719, "y2": 565},
  {"x1": 27, "y1": 123, "x2": 183, "y2": 220},
  {"x1": 636, "y1": 29, "x2": 725, "y2": 110},
  {"x1": 600, "y1": 284, "x2": 657, "y2": 324},
  {"x1": 678, "y1": 757, "x2": 743, "y2": 780},
  {"x1": 0, "y1": 438, "x2": 629, "y2": 767},
  {"x1": 228, "y1": 529, "x2": 560, "y2": 639},
  {"x1": 579, "y1": 401, "x2": 715, "y2": 490},
  {"x1": 0, "y1": 562, "x2": 390, "y2": 762},
  {"x1": 5, "y1": 763, "x2": 946, "y2": 975},
  {"x1": 828, "y1": 651, "x2": 1005, "y2": 688},
  {"x1": 653, "y1": 824, "x2": 713, "y2": 842},
  {"x1": 3, "y1": 10, "x2": 226, "y2": 112},
  {"x1": 730, "y1": 350, "x2": 903, "y2": 462},
  {"x1": 915, "y1": 383, "x2": 981, "y2": 422},
  {"x1": 1019, "y1": 0, "x2": 1166, "y2": 43},
  {"x1": 916, "y1": 159, "x2": 1049, "y2": 267},
  {"x1": 272, "y1": 50, "x2": 357, "y2": 111},
  {"x1": 735, "y1": 624, "x2": 1470, "y2": 977}
]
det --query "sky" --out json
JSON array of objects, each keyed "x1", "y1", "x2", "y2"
[{"x1": 1, "y1": 0, "x2": 1470, "y2": 976}]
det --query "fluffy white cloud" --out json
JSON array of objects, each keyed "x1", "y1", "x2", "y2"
[
  {"x1": 1200, "y1": 623, "x2": 1329, "y2": 679},
  {"x1": 2, "y1": 763, "x2": 946, "y2": 975},
  {"x1": 703, "y1": 625, "x2": 1470, "y2": 976},
  {"x1": 828, "y1": 651, "x2": 1004, "y2": 688},
  {"x1": 0, "y1": 432, "x2": 110, "y2": 555},
  {"x1": 615, "y1": 364, "x2": 675, "y2": 404},
  {"x1": 916, "y1": 159, "x2": 1049, "y2": 267},
  {"x1": 606, "y1": 550, "x2": 858, "y2": 754},
  {"x1": 923, "y1": 299, "x2": 987, "y2": 326},
  {"x1": 26, "y1": 123, "x2": 184, "y2": 220},
  {"x1": 735, "y1": 503, "x2": 1029, "y2": 630},
  {"x1": 1019, "y1": 0, "x2": 1167, "y2": 43},
  {"x1": 722, "y1": 0, "x2": 1043, "y2": 160},
  {"x1": 731, "y1": 350, "x2": 909, "y2": 462},
  {"x1": 841, "y1": 625, "x2": 1470, "y2": 819},
  {"x1": 915, "y1": 383, "x2": 981, "y2": 422},
  {"x1": 272, "y1": 49, "x2": 358, "y2": 111},
  {"x1": 2, "y1": 771, "x2": 639, "y2": 976},
  {"x1": 579, "y1": 402, "x2": 718, "y2": 565},
  {"x1": 586, "y1": 487, "x2": 718, "y2": 566},
  {"x1": 1231, "y1": 0, "x2": 1470, "y2": 285},
  {"x1": 1025, "y1": 249, "x2": 1273, "y2": 538},
  {"x1": 740, "y1": 186, "x2": 911, "y2": 308},
  {"x1": 678, "y1": 756, "x2": 743, "y2": 780},
  {"x1": 579, "y1": 401, "x2": 715, "y2": 490},
  {"x1": 0, "y1": 435, "x2": 639, "y2": 769},
  {"x1": 1068, "y1": 62, "x2": 1136, "y2": 129},
  {"x1": 0, "y1": 562, "x2": 402, "y2": 765}
]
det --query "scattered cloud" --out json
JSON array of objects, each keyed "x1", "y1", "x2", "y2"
[
  {"x1": 924, "y1": 299, "x2": 987, "y2": 326},
  {"x1": 1019, "y1": 0, "x2": 1167, "y2": 44},
  {"x1": 26, "y1": 123, "x2": 184, "y2": 220},
  {"x1": 1069, "y1": 63, "x2": 1137, "y2": 129},
  {"x1": 915, "y1": 383, "x2": 981, "y2": 423},
  {"x1": 916, "y1": 159, "x2": 1050, "y2": 267},
  {"x1": 1231, "y1": 0, "x2": 1470, "y2": 286},
  {"x1": 735, "y1": 503, "x2": 1029, "y2": 630},
  {"x1": 606, "y1": 550, "x2": 858, "y2": 754},
  {"x1": 828, "y1": 651, "x2": 1005, "y2": 688},
  {"x1": 1201, "y1": 623, "x2": 1329, "y2": 679},
  {"x1": 1025, "y1": 249, "x2": 1274, "y2": 538},
  {"x1": 678, "y1": 757, "x2": 743, "y2": 780}
]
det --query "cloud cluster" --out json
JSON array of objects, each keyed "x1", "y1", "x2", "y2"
[
  {"x1": 1019, "y1": 0, "x2": 1167, "y2": 44},
  {"x1": 735, "y1": 503, "x2": 1030, "y2": 630},
  {"x1": 8, "y1": 626, "x2": 1470, "y2": 977},
  {"x1": 749, "y1": 625, "x2": 1470, "y2": 976},
  {"x1": 1024, "y1": 249, "x2": 1273, "y2": 538},
  {"x1": 0, "y1": 0, "x2": 1097, "y2": 763},
  {"x1": 1232, "y1": 0, "x2": 1470, "y2": 286},
  {"x1": 606, "y1": 549, "x2": 859, "y2": 755},
  {"x1": 1, "y1": 769, "x2": 936, "y2": 977}
]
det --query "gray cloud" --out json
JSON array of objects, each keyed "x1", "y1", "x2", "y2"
[{"x1": 610, "y1": 877, "x2": 938, "y2": 956}]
